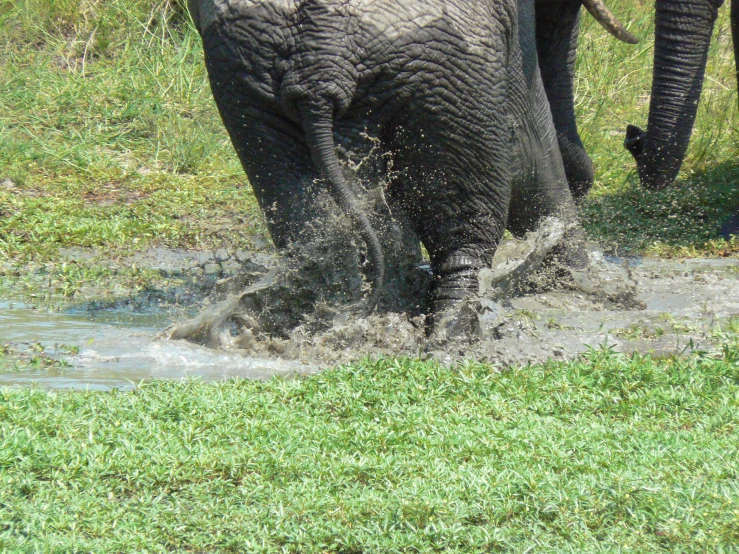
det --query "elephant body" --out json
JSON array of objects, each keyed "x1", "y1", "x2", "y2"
[{"x1": 188, "y1": 0, "x2": 584, "y2": 314}]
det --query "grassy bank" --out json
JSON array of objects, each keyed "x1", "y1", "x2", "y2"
[
  {"x1": 1, "y1": 0, "x2": 739, "y2": 271},
  {"x1": 0, "y1": 0, "x2": 261, "y2": 267},
  {"x1": 2, "y1": 348, "x2": 739, "y2": 552}
]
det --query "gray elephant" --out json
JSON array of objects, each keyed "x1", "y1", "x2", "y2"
[
  {"x1": 537, "y1": 0, "x2": 637, "y2": 201},
  {"x1": 624, "y1": 0, "x2": 739, "y2": 238},
  {"x1": 186, "y1": 0, "x2": 623, "y2": 319}
]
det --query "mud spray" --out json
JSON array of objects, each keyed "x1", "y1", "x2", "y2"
[
  {"x1": 162, "y1": 142, "x2": 738, "y2": 368},
  {"x1": 164, "y1": 190, "x2": 644, "y2": 367}
]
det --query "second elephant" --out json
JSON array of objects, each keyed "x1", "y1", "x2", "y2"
[
  {"x1": 624, "y1": 0, "x2": 739, "y2": 238},
  {"x1": 537, "y1": 0, "x2": 638, "y2": 201}
]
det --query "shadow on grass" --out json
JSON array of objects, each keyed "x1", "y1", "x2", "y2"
[{"x1": 581, "y1": 161, "x2": 739, "y2": 256}]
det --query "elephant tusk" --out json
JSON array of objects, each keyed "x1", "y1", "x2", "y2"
[{"x1": 582, "y1": 0, "x2": 639, "y2": 44}]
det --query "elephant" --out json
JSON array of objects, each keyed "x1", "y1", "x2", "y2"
[
  {"x1": 536, "y1": 0, "x2": 637, "y2": 202},
  {"x1": 185, "y1": 0, "x2": 629, "y2": 322},
  {"x1": 623, "y1": 0, "x2": 739, "y2": 238}
]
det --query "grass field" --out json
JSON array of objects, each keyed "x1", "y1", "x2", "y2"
[
  {"x1": 2, "y1": 348, "x2": 739, "y2": 552},
  {"x1": 2, "y1": 1, "x2": 739, "y2": 551}
]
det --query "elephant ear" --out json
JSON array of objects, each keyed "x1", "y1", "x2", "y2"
[{"x1": 624, "y1": 124, "x2": 646, "y2": 161}]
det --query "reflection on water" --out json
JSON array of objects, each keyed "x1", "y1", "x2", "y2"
[{"x1": 0, "y1": 299, "x2": 314, "y2": 391}]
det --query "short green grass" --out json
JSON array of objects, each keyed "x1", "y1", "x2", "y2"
[
  {"x1": 1, "y1": 0, "x2": 739, "y2": 268},
  {"x1": 2, "y1": 349, "x2": 739, "y2": 552}
]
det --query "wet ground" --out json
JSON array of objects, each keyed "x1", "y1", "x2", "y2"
[
  {"x1": 1, "y1": 247, "x2": 738, "y2": 390},
  {"x1": 472, "y1": 256, "x2": 739, "y2": 365}
]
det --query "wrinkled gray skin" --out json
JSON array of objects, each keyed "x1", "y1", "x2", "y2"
[
  {"x1": 536, "y1": 0, "x2": 595, "y2": 202},
  {"x1": 624, "y1": 0, "x2": 739, "y2": 238},
  {"x1": 188, "y1": 0, "x2": 588, "y2": 316},
  {"x1": 537, "y1": 0, "x2": 637, "y2": 203}
]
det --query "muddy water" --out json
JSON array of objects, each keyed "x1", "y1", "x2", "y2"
[
  {"x1": 1, "y1": 255, "x2": 738, "y2": 390},
  {"x1": 475, "y1": 257, "x2": 739, "y2": 366},
  {"x1": 0, "y1": 299, "x2": 314, "y2": 391}
]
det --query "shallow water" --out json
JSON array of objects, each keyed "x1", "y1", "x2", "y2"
[
  {"x1": 1, "y1": 256, "x2": 738, "y2": 390},
  {"x1": 0, "y1": 299, "x2": 313, "y2": 391}
]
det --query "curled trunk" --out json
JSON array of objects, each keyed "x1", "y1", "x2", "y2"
[{"x1": 625, "y1": 0, "x2": 719, "y2": 190}]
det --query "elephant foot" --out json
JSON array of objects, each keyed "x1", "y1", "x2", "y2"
[
  {"x1": 720, "y1": 209, "x2": 739, "y2": 240},
  {"x1": 428, "y1": 251, "x2": 499, "y2": 343},
  {"x1": 427, "y1": 298, "x2": 505, "y2": 345},
  {"x1": 431, "y1": 270, "x2": 478, "y2": 313},
  {"x1": 428, "y1": 217, "x2": 570, "y2": 341}
]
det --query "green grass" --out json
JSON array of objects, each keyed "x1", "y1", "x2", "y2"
[
  {"x1": 0, "y1": 0, "x2": 263, "y2": 265},
  {"x1": 1, "y1": 0, "x2": 739, "y2": 268},
  {"x1": 1, "y1": 349, "x2": 739, "y2": 551}
]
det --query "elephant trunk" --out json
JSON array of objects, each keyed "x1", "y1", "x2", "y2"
[
  {"x1": 298, "y1": 100, "x2": 385, "y2": 311},
  {"x1": 624, "y1": 0, "x2": 718, "y2": 190}
]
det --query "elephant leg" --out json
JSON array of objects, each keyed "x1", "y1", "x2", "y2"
[
  {"x1": 200, "y1": 31, "x2": 328, "y2": 247},
  {"x1": 507, "y1": 48, "x2": 589, "y2": 269},
  {"x1": 217, "y1": 107, "x2": 324, "y2": 249},
  {"x1": 536, "y1": 0, "x2": 594, "y2": 202},
  {"x1": 506, "y1": 42, "x2": 642, "y2": 307},
  {"x1": 386, "y1": 96, "x2": 511, "y2": 312},
  {"x1": 724, "y1": 0, "x2": 739, "y2": 252}
]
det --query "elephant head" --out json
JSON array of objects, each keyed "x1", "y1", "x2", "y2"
[{"x1": 624, "y1": 0, "x2": 729, "y2": 190}]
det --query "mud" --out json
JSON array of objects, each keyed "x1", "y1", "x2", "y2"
[
  {"x1": 0, "y1": 298, "x2": 314, "y2": 390},
  {"x1": 162, "y1": 217, "x2": 739, "y2": 367}
]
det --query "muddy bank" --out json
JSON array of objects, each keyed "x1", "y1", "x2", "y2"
[
  {"x1": 0, "y1": 297, "x2": 315, "y2": 390},
  {"x1": 466, "y1": 256, "x2": 739, "y2": 365}
]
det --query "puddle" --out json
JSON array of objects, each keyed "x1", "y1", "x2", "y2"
[
  {"x1": 0, "y1": 299, "x2": 314, "y2": 391},
  {"x1": 1, "y1": 256, "x2": 738, "y2": 390}
]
